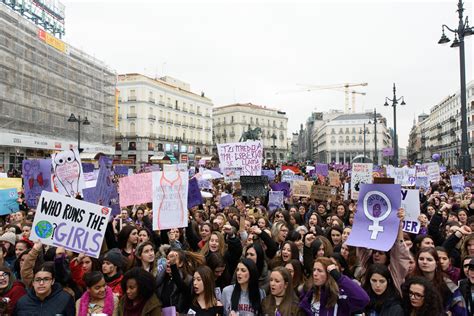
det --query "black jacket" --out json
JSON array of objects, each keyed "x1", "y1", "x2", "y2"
[
  {"x1": 459, "y1": 278, "x2": 473, "y2": 316},
  {"x1": 13, "y1": 283, "x2": 75, "y2": 316},
  {"x1": 365, "y1": 297, "x2": 403, "y2": 316},
  {"x1": 156, "y1": 264, "x2": 192, "y2": 314}
]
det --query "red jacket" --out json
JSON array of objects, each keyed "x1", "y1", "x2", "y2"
[
  {"x1": 107, "y1": 274, "x2": 123, "y2": 298},
  {"x1": 70, "y1": 259, "x2": 86, "y2": 289},
  {"x1": 0, "y1": 281, "x2": 27, "y2": 314}
]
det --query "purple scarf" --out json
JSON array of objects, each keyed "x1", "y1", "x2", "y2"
[{"x1": 78, "y1": 286, "x2": 115, "y2": 316}]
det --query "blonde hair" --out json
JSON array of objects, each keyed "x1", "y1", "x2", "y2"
[
  {"x1": 312, "y1": 257, "x2": 340, "y2": 309},
  {"x1": 200, "y1": 231, "x2": 226, "y2": 257}
]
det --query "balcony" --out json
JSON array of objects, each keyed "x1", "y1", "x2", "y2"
[
  {"x1": 175, "y1": 121, "x2": 182, "y2": 126},
  {"x1": 182, "y1": 122, "x2": 188, "y2": 127},
  {"x1": 189, "y1": 124, "x2": 195, "y2": 129},
  {"x1": 158, "y1": 135, "x2": 166, "y2": 140},
  {"x1": 148, "y1": 115, "x2": 156, "y2": 121},
  {"x1": 197, "y1": 111, "x2": 202, "y2": 116},
  {"x1": 150, "y1": 133, "x2": 157, "y2": 139},
  {"x1": 436, "y1": 123, "x2": 442, "y2": 129},
  {"x1": 205, "y1": 113, "x2": 211, "y2": 117},
  {"x1": 148, "y1": 98, "x2": 155, "y2": 103},
  {"x1": 127, "y1": 113, "x2": 137, "y2": 119},
  {"x1": 166, "y1": 119, "x2": 174, "y2": 124},
  {"x1": 125, "y1": 132, "x2": 137, "y2": 138},
  {"x1": 158, "y1": 117, "x2": 165, "y2": 122},
  {"x1": 158, "y1": 101, "x2": 165, "y2": 106},
  {"x1": 449, "y1": 116, "x2": 456, "y2": 123},
  {"x1": 205, "y1": 127, "x2": 211, "y2": 131},
  {"x1": 128, "y1": 96, "x2": 137, "y2": 101}
]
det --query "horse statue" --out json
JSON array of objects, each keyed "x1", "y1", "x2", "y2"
[{"x1": 240, "y1": 126, "x2": 262, "y2": 141}]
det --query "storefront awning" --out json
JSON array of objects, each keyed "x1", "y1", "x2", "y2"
[{"x1": 150, "y1": 155, "x2": 166, "y2": 161}]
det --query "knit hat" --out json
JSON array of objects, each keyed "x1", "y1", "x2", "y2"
[
  {"x1": 102, "y1": 248, "x2": 125, "y2": 270},
  {"x1": 0, "y1": 232, "x2": 16, "y2": 246}
]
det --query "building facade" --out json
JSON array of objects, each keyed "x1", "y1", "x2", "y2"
[
  {"x1": 408, "y1": 114, "x2": 428, "y2": 162},
  {"x1": 0, "y1": 4, "x2": 116, "y2": 171},
  {"x1": 212, "y1": 103, "x2": 288, "y2": 163},
  {"x1": 116, "y1": 74, "x2": 213, "y2": 167}
]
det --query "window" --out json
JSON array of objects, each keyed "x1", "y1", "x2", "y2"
[
  {"x1": 115, "y1": 142, "x2": 121, "y2": 150},
  {"x1": 128, "y1": 89, "x2": 136, "y2": 101},
  {"x1": 256, "y1": 118, "x2": 259, "y2": 124},
  {"x1": 128, "y1": 142, "x2": 136, "y2": 150},
  {"x1": 130, "y1": 122, "x2": 136, "y2": 133},
  {"x1": 231, "y1": 116, "x2": 234, "y2": 123},
  {"x1": 130, "y1": 106, "x2": 136, "y2": 114},
  {"x1": 331, "y1": 128, "x2": 335, "y2": 134}
]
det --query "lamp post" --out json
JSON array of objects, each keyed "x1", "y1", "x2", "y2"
[
  {"x1": 367, "y1": 109, "x2": 379, "y2": 165},
  {"x1": 438, "y1": 0, "x2": 473, "y2": 171},
  {"x1": 384, "y1": 83, "x2": 406, "y2": 166},
  {"x1": 67, "y1": 113, "x2": 90, "y2": 153},
  {"x1": 175, "y1": 136, "x2": 182, "y2": 161},
  {"x1": 271, "y1": 133, "x2": 277, "y2": 164},
  {"x1": 360, "y1": 123, "x2": 369, "y2": 163}
]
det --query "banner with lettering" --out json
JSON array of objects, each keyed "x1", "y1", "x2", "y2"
[
  {"x1": 351, "y1": 163, "x2": 373, "y2": 200},
  {"x1": 30, "y1": 191, "x2": 111, "y2": 258},
  {"x1": 311, "y1": 185, "x2": 337, "y2": 201},
  {"x1": 415, "y1": 176, "x2": 429, "y2": 190},
  {"x1": 0, "y1": 188, "x2": 19, "y2": 215},
  {"x1": 51, "y1": 149, "x2": 85, "y2": 197},
  {"x1": 401, "y1": 189, "x2": 421, "y2": 234},
  {"x1": 423, "y1": 162, "x2": 440, "y2": 183},
  {"x1": 22, "y1": 159, "x2": 52, "y2": 208},
  {"x1": 152, "y1": 171, "x2": 189, "y2": 230},
  {"x1": 119, "y1": 173, "x2": 152, "y2": 207},
  {"x1": 187, "y1": 177, "x2": 203, "y2": 208},
  {"x1": 393, "y1": 167, "x2": 416, "y2": 187},
  {"x1": 217, "y1": 141, "x2": 263, "y2": 176},
  {"x1": 270, "y1": 182, "x2": 290, "y2": 197},
  {"x1": 450, "y1": 175, "x2": 464, "y2": 193},
  {"x1": 292, "y1": 181, "x2": 313, "y2": 197}
]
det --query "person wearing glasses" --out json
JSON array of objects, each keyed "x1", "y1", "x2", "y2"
[
  {"x1": 13, "y1": 262, "x2": 75, "y2": 315},
  {"x1": 401, "y1": 276, "x2": 444, "y2": 316},
  {"x1": 0, "y1": 266, "x2": 26, "y2": 315}
]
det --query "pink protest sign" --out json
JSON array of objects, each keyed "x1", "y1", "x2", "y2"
[{"x1": 118, "y1": 173, "x2": 152, "y2": 207}]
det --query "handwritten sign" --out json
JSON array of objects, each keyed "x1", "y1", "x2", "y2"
[
  {"x1": 219, "y1": 194, "x2": 234, "y2": 209},
  {"x1": 240, "y1": 176, "x2": 268, "y2": 197},
  {"x1": 270, "y1": 182, "x2": 290, "y2": 197},
  {"x1": 0, "y1": 188, "x2": 19, "y2": 215},
  {"x1": 0, "y1": 178, "x2": 22, "y2": 192},
  {"x1": 393, "y1": 167, "x2": 416, "y2": 186},
  {"x1": 30, "y1": 191, "x2": 110, "y2": 258},
  {"x1": 119, "y1": 173, "x2": 152, "y2": 207},
  {"x1": 222, "y1": 167, "x2": 242, "y2": 182},
  {"x1": 401, "y1": 189, "x2": 421, "y2": 234},
  {"x1": 311, "y1": 185, "x2": 337, "y2": 201},
  {"x1": 217, "y1": 141, "x2": 263, "y2": 176},
  {"x1": 262, "y1": 169, "x2": 276, "y2": 182},
  {"x1": 292, "y1": 181, "x2": 313, "y2": 197},
  {"x1": 450, "y1": 175, "x2": 464, "y2": 193},
  {"x1": 152, "y1": 171, "x2": 189, "y2": 230},
  {"x1": 329, "y1": 171, "x2": 341, "y2": 187},
  {"x1": 351, "y1": 163, "x2": 373, "y2": 200},
  {"x1": 22, "y1": 159, "x2": 52, "y2": 208},
  {"x1": 51, "y1": 149, "x2": 85, "y2": 197},
  {"x1": 423, "y1": 162, "x2": 440, "y2": 183}
]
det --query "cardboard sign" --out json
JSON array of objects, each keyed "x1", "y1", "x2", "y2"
[
  {"x1": 311, "y1": 185, "x2": 337, "y2": 201},
  {"x1": 268, "y1": 191, "x2": 284, "y2": 212},
  {"x1": 152, "y1": 171, "x2": 189, "y2": 230},
  {"x1": 240, "y1": 176, "x2": 268, "y2": 197},
  {"x1": 217, "y1": 141, "x2": 263, "y2": 176},
  {"x1": 401, "y1": 189, "x2": 421, "y2": 234},
  {"x1": 346, "y1": 184, "x2": 401, "y2": 251},
  {"x1": 351, "y1": 163, "x2": 373, "y2": 200},
  {"x1": 0, "y1": 178, "x2": 22, "y2": 192},
  {"x1": 0, "y1": 188, "x2": 19, "y2": 215},
  {"x1": 187, "y1": 177, "x2": 203, "y2": 208},
  {"x1": 292, "y1": 181, "x2": 313, "y2": 197},
  {"x1": 329, "y1": 171, "x2": 341, "y2": 187},
  {"x1": 30, "y1": 191, "x2": 110, "y2": 258},
  {"x1": 22, "y1": 159, "x2": 52, "y2": 208},
  {"x1": 373, "y1": 177, "x2": 395, "y2": 184},
  {"x1": 119, "y1": 173, "x2": 152, "y2": 207},
  {"x1": 51, "y1": 149, "x2": 85, "y2": 197},
  {"x1": 222, "y1": 167, "x2": 241, "y2": 182},
  {"x1": 450, "y1": 175, "x2": 464, "y2": 193}
]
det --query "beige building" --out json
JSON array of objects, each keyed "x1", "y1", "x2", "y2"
[
  {"x1": 116, "y1": 74, "x2": 213, "y2": 167},
  {"x1": 213, "y1": 103, "x2": 288, "y2": 163}
]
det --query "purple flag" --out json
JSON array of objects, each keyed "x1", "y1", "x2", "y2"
[
  {"x1": 187, "y1": 177, "x2": 203, "y2": 208},
  {"x1": 22, "y1": 159, "x2": 52, "y2": 208},
  {"x1": 346, "y1": 183, "x2": 401, "y2": 251},
  {"x1": 270, "y1": 182, "x2": 290, "y2": 197},
  {"x1": 219, "y1": 194, "x2": 234, "y2": 209},
  {"x1": 316, "y1": 163, "x2": 329, "y2": 177},
  {"x1": 114, "y1": 165, "x2": 129, "y2": 176}
]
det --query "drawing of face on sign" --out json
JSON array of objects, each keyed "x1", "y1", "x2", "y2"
[{"x1": 52, "y1": 149, "x2": 82, "y2": 197}]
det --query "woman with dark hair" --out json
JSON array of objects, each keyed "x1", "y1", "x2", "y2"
[
  {"x1": 401, "y1": 276, "x2": 444, "y2": 316},
  {"x1": 206, "y1": 252, "x2": 231, "y2": 293},
  {"x1": 284, "y1": 259, "x2": 305, "y2": 296},
  {"x1": 14, "y1": 262, "x2": 75, "y2": 315},
  {"x1": 189, "y1": 266, "x2": 223, "y2": 315},
  {"x1": 0, "y1": 232, "x2": 17, "y2": 269},
  {"x1": 70, "y1": 253, "x2": 101, "y2": 290},
  {"x1": 135, "y1": 242, "x2": 157, "y2": 276},
  {"x1": 262, "y1": 267, "x2": 304, "y2": 315},
  {"x1": 0, "y1": 266, "x2": 26, "y2": 315},
  {"x1": 244, "y1": 242, "x2": 269, "y2": 292},
  {"x1": 221, "y1": 258, "x2": 265, "y2": 316},
  {"x1": 76, "y1": 271, "x2": 119, "y2": 316},
  {"x1": 436, "y1": 246, "x2": 460, "y2": 283},
  {"x1": 117, "y1": 225, "x2": 139, "y2": 271},
  {"x1": 327, "y1": 226, "x2": 343, "y2": 250},
  {"x1": 137, "y1": 228, "x2": 152, "y2": 244},
  {"x1": 118, "y1": 267, "x2": 161, "y2": 316},
  {"x1": 299, "y1": 257, "x2": 369, "y2": 316},
  {"x1": 269, "y1": 241, "x2": 299, "y2": 270},
  {"x1": 362, "y1": 264, "x2": 403, "y2": 315}
]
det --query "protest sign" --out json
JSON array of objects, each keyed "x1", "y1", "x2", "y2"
[
  {"x1": 292, "y1": 181, "x2": 313, "y2": 197},
  {"x1": 351, "y1": 163, "x2": 373, "y2": 200},
  {"x1": 311, "y1": 185, "x2": 337, "y2": 201},
  {"x1": 305, "y1": 166, "x2": 315, "y2": 174},
  {"x1": 51, "y1": 149, "x2": 85, "y2": 197},
  {"x1": 240, "y1": 176, "x2": 268, "y2": 197},
  {"x1": 262, "y1": 169, "x2": 276, "y2": 182},
  {"x1": 315, "y1": 163, "x2": 329, "y2": 177},
  {"x1": 219, "y1": 194, "x2": 234, "y2": 209},
  {"x1": 268, "y1": 191, "x2": 284, "y2": 213},
  {"x1": 0, "y1": 178, "x2": 22, "y2": 192},
  {"x1": 281, "y1": 169, "x2": 303, "y2": 184},
  {"x1": 30, "y1": 191, "x2": 110, "y2": 258},
  {"x1": 401, "y1": 189, "x2": 421, "y2": 234},
  {"x1": 415, "y1": 165, "x2": 427, "y2": 177},
  {"x1": 217, "y1": 141, "x2": 262, "y2": 176},
  {"x1": 270, "y1": 182, "x2": 290, "y2": 197},
  {"x1": 152, "y1": 171, "x2": 189, "y2": 230},
  {"x1": 82, "y1": 163, "x2": 94, "y2": 173},
  {"x1": 22, "y1": 159, "x2": 52, "y2": 208},
  {"x1": 439, "y1": 165, "x2": 447, "y2": 173},
  {"x1": 450, "y1": 175, "x2": 464, "y2": 193},
  {"x1": 344, "y1": 182, "x2": 349, "y2": 201},
  {"x1": 347, "y1": 184, "x2": 401, "y2": 251},
  {"x1": 328, "y1": 171, "x2": 341, "y2": 187},
  {"x1": 0, "y1": 173, "x2": 6, "y2": 178},
  {"x1": 198, "y1": 179, "x2": 213, "y2": 190},
  {"x1": 382, "y1": 148, "x2": 394, "y2": 157},
  {"x1": 119, "y1": 173, "x2": 152, "y2": 207},
  {"x1": 424, "y1": 163, "x2": 440, "y2": 183},
  {"x1": 393, "y1": 167, "x2": 416, "y2": 186},
  {"x1": 373, "y1": 177, "x2": 395, "y2": 184},
  {"x1": 114, "y1": 165, "x2": 129, "y2": 176},
  {"x1": 415, "y1": 176, "x2": 429, "y2": 190},
  {"x1": 188, "y1": 177, "x2": 203, "y2": 208},
  {"x1": 0, "y1": 188, "x2": 19, "y2": 215},
  {"x1": 222, "y1": 167, "x2": 241, "y2": 182}
]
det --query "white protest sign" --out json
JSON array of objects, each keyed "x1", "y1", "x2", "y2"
[
  {"x1": 51, "y1": 148, "x2": 85, "y2": 197},
  {"x1": 217, "y1": 141, "x2": 263, "y2": 176},
  {"x1": 423, "y1": 162, "x2": 440, "y2": 183},
  {"x1": 152, "y1": 171, "x2": 189, "y2": 230},
  {"x1": 393, "y1": 167, "x2": 416, "y2": 186},
  {"x1": 351, "y1": 163, "x2": 373, "y2": 200},
  {"x1": 344, "y1": 182, "x2": 349, "y2": 201},
  {"x1": 450, "y1": 175, "x2": 464, "y2": 193},
  {"x1": 401, "y1": 189, "x2": 421, "y2": 234},
  {"x1": 30, "y1": 191, "x2": 110, "y2": 258}
]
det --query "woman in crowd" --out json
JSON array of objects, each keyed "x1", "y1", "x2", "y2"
[
  {"x1": 70, "y1": 253, "x2": 101, "y2": 290},
  {"x1": 0, "y1": 232, "x2": 17, "y2": 269},
  {"x1": 458, "y1": 257, "x2": 474, "y2": 315},
  {"x1": 0, "y1": 266, "x2": 26, "y2": 315},
  {"x1": 197, "y1": 222, "x2": 212, "y2": 249},
  {"x1": 269, "y1": 240, "x2": 299, "y2": 269},
  {"x1": 285, "y1": 259, "x2": 305, "y2": 296},
  {"x1": 14, "y1": 262, "x2": 75, "y2": 315},
  {"x1": 102, "y1": 249, "x2": 125, "y2": 297},
  {"x1": 401, "y1": 276, "x2": 444, "y2": 316},
  {"x1": 206, "y1": 252, "x2": 231, "y2": 293},
  {"x1": 436, "y1": 246, "x2": 460, "y2": 283},
  {"x1": 244, "y1": 242, "x2": 270, "y2": 292},
  {"x1": 117, "y1": 225, "x2": 139, "y2": 271},
  {"x1": 137, "y1": 228, "x2": 152, "y2": 244},
  {"x1": 221, "y1": 258, "x2": 265, "y2": 316},
  {"x1": 299, "y1": 257, "x2": 369, "y2": 316},
  {"x1": 189, "y1": 265, "x2": 224, "y2": 315},
  {"x1": 76, "y1": 271, "x2": 119, "y2": 316},
  {"x1": 262, "y1": 267, "x2": 304, "y2": 315},
  {"x1": 362, "y1": 264, "x2": 403, "y2": 315},
  {"x1": 135, "y1": 241, "x2": 157, "y2": 276}
]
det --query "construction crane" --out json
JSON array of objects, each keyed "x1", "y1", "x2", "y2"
[{"x1": 278, "y1": 82, "x2": 368, "y2": 113}]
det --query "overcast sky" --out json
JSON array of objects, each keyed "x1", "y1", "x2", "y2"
[{"x1": 62, "y1": 0, "x2": 473, "y2": 149}]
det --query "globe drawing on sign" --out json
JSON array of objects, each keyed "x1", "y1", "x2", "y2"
[{"x1": 35, "y1": 221, "x2": 53, "y2": 239}]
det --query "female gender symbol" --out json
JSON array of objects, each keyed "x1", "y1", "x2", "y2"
[{"x1": 363, "y1": 191, "x2": 392, "y2": 240}]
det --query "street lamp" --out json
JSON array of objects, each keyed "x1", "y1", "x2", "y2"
[
  {"x1": 384, "y1": 83, "x2": 406, "y2": 166},
  {"x1": 174, "y1": 136, "x2": 182, "y2": 161},
  {"x1": 367, "y1": 109, "x2": 380, "y2": 165},
  {"x1": 271, "y1": 133, "x2": 277, "y2": 164},
  {"x1": 438, "y1": 0, "x2": 473, "y2": 171},
  {"x1": 67, "y1": 113, "x2": 90, "y2": 153},
  {"x1": 360, "y1": 123, "x2": 370, "y2": 163}
]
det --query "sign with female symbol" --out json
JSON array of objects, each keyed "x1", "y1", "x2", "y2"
[{"x1": 347, "y1": 183, "x2": 401, "y2": 251}]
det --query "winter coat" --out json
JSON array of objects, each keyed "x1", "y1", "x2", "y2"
[
  {"x1": 117, "y1": 293, "x2": 162, "y2": 316},
  {"x1": 155, "y1": 264, "x2": 191, "y2": 314},
  {"x1": 0, "y1": 281, "x2": 26, "y2": 315},
  {"x1": 13, "y1": 283, "x2": 75, "y2": 316},
  {"x1": 364, "y1": 297, "x2": 403, "y2": 316},
  {"x1": 261, "y1": 295, "x2": 305, "y2": 316},
  {"x1": 299, "y1": 275, "x2": 369, "y2": 316},
  {"x1": 107, "y1": 274, "x2": 124, "y2": 298},
  {"x1": 459, "y1": 278, "x2": 474, "y2": 316}
]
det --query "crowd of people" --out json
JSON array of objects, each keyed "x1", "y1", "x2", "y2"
[{"x1": 0, "y1": 164, "x2": 472, "y2": 315}]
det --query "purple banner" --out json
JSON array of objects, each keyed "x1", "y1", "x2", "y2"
[
  {"x1": 346, "y1": 183, "x2": 401, "y2": 251},
  {"x1": 22, "y1": 159, "x2": 52, "y2": 208},
  {"x1": 114, "y1": 165, "x2": 129, "y2": 176},
  {"x1": 219, "y1": 194, "x2": 234, "y2": 209},
  {"x1": 316, "y1": 163, "x2": 329, "y2": 177},
  {"x1": 187, "y1": 177, "x2": 203, "y2": 208},
  {"x1": 382, "y1": 148, "x2": 394, "y2": 157},
  {"x1": 270, "y1": 182, "x2": 290, "y2": 197},
  {"x1": 262, "y1": 169, "x2": 276, "y2": 182}
]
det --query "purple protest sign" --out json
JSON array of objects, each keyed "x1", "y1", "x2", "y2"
[
  {"x1": 114, "y1": 165, "x2": 129, "y2": 176},
  {"x1": 82, "y1": 163, "x2": 94, "y2": 173},
  {"x1": 198, "y1": 179, "x2": 212, "y2": 190},
  {"x1": 316, "y1": 163, "x2": 329, "y2": 177},
  {"x1": 188, "y1": 177, "x2": 203, "y2": 208},
  {"x1": 22, "y1": 159, "x2": 52, "y2": 208},
  {"x1": 270, "y1": 182, "x2": 290, "y2": 197},
  {"x1": 346, "y1": 183, "x2": 401, "y2": 251},
  {"x1": 219, "y1": 194, "x2": 234, "y2": 209},
  {"x1": 268, "y1": 191, "x2": 284, "y2": 213},
  {"x1": 262, "y1": 169, "x2": 276, "y2": 182},
  {"x1": 382, "y1": 148, "x2": 394, "y2": 157}
]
